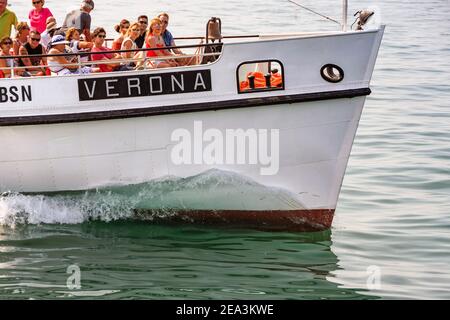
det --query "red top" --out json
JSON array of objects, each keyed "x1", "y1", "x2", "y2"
[
  {"x1": 91, "y1": 46, "x2": 115, "y2": 72},
  {"x1": 145, "y1": 36, "x2": 165, "y2": 57}
]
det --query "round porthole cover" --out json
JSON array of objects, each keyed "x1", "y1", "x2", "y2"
[{"x1": 320, "y1": 64, "x2": 344, "y2": 83}]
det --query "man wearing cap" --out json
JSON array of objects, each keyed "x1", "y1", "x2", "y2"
[
  {"x1": 61, "y1": 0, "x2": 94, "y2": 41},
  {"x1": 0, "y1": 0, "x2": 18, "y2": 39}
]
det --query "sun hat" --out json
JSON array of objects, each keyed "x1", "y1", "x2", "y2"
[
  {"x1": 51, "y1": 34, "x2": 69, "y2": 46},
  {"x1": 46, "y1": 21, "x2": 57, "y2": 32}
]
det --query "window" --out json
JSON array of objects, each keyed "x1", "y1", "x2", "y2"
[
  {"x1": 320, "y1": 64, "x2": 344, "y2": 83},
  {"x1": 237, "y1": 60, "x2": 284, "y2": 94}
]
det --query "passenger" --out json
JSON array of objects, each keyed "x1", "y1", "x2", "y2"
[
  {"x1": 66, "y1": 27, "x2": 93, "y2": 63},
  {"x1": 145, "y1": 18, "x2": 178, "y2": 68},
  {"x1": 112, "y1": 19, "x2": 130, "y2": 51},
  {"x1": 40, "y1": 17, "x2": 57, "y2": 49},
  {"x1": 28, "y1": 0, "x2": 53, "y2": 34},
  {"x1": 0, "y1": 0, "x2": 18, "y2": 39},
  {"x1": 158, "y1": 12, "x2": 196, "y2": 66},
  {"x1": 0, "y1": 36, "x2": 16, "y2": 77},
  {"x1": 13, "y1": 22, "x2": 30, "y2": 56},
  {"x1": 120, "y1": 22, "x2": 141, "y2": 62},
  {"x1": 47, "y1": 34, "x2": 94, "y2": 75},
  {"x1": 18, "y1": 30, "x2": 47, "y2": 76},
  {"x1": 134, "y1": 15, "x2": 148, "y2": 48},
  {"x1": 61, "y1": 0, "x2": 94, "y2": 42},
  {"x1": 91, "y1": 27, "x2": 130, "y2": 72},
  {"x1": 157, "y1": 13, "x2": 180, "y2": 52}
]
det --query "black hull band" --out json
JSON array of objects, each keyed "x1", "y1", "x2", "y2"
[{"x1": 0, "y1": 88, "x2": 370, "y2": 127}]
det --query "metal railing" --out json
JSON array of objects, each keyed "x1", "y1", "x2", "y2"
[{"x1": 0, "y1": 41, "x2": 223, "y2": 78}]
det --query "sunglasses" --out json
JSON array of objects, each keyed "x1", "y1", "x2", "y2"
[
  {"x1": 138, "y1": 21, "x2": 148, "y2": 24},
  {"x1": 31, "y1": 37, "x2": 41, "y2": 41},
  {"x1": 32, "y1": 1, "x2": 42, "y2": 4},
  {"x1": 97, "y1": 34, "x2": 106, "y2": 38},
  {"x1": 2, "y1": 41, "x2": 12, "y2": 45}
]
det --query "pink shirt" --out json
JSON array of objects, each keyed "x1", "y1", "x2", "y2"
[
  {"x1": 28, "y1": 8, "x2": 53, "y2": 33},
  {"x1": 91, "y1": 46, "x2": 115, "y2": 72}
]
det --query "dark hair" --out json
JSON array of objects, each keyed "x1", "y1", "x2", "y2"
[
  {"x1": 54, "y1": 29, "x2": 66, "y2": 37},
  {"x1": 0, "y1": 36, "x2": 12, "y2": 46},
  {"x1": 92, "y1": 27, "x2": 106, "y2": 38},
  {"x1": 138, "y1": 15, "x2": 148, "y2": 21},
  {"x1": 158, "y1": 12, "x2": 169, "y2": 19},
  {"x1": 29, "y1": 30, "x2": 41, "y2": 37},
  {"x1": 114, "y1": 19, "x2": 130, "y2": 33}
]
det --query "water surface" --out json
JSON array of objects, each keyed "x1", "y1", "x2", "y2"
[{"x1": 1, "y1": 0, "x2": 449, "y2": 299}]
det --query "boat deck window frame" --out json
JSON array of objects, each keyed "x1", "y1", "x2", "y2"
[{"x1": 236, "y1": 59, "x2": 285, "y2": 94}]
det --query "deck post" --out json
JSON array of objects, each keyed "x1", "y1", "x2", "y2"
[{"x1": 342, "y1": 0, "x2": 348, "y2": 31}]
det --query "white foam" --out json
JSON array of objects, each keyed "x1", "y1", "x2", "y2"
[
  {"x1": 0, "y1": 192, "x2": 134, "y2": 228},
  {"x1": 0, "y1": 169, "x2": 304, "y2": 227}
]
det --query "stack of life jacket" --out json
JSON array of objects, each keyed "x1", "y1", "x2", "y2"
[{"x1": 239, "y1": 71, "x2": 283, "y2": 91}]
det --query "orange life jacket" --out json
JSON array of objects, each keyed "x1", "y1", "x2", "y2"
[{"x1": 240, "y1": 71, "x2": 282, "y2": 91}]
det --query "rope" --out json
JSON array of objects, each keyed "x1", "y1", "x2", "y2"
[{"x1": 287, "y1": 0, "x2": 341, "y2": 25}]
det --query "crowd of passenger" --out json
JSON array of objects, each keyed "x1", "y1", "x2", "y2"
[{"x1": 0, "y1": 0, "x2": 199, "y2": 77}]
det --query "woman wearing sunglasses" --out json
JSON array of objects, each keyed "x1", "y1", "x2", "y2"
[
  {"x1": 120, "y1": 22, "x2": 141, "y2": 62},
  {"x1": 0, "y1": 37, "x2": 17, "y2": 78},
  {"x1": 145, "y1": 18, "x2": 178, "y2": 68},
  {"x1": 28, "y1": 0, "x2": 53, "y2": 34},
  {"x1": 91, "y1": 27, "x2": 130, "y2": 73}
]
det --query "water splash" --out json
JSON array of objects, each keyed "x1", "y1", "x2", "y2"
[{"x1": 0, "y1": 169, "x2": 305, "y2": 227}]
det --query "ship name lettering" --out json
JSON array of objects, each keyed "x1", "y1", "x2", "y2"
[
  {"x1": 78, "y1": 70, "x2": 211, "y2": 101},
  {"x1": 0, "y1": 85, "x2": 32, "y2": 103}
]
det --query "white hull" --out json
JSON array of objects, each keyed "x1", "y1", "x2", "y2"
[
  {"x1": 0, "y1": 27, "x2": 384, "y2": 230},
  {"x1": 0, "y1": 97, "x2": 365, "y2": 208}
]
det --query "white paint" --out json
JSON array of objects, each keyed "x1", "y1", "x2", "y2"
[
  {"x1": 105, "y1": 79, "x2": 119, "y2": 98},
  {"x1": 149, "y1": 76, "x2": 163, "y2": 93},
  {"x1": 0, "y1": 27, "x2": 385, "y2": 212},
  {"x1": 193, "y1": 72, "x2": 206, "y2": 90},
  {"x1": 127, "y1": 78, "x2": 141, "y2": 96},
  {"x1": 83, "y1": 81, "x2": 96, "y2": 99},
  {"x1": 171, "y1": 74, "x2": 184, "y2": 92},
  {"x1": 170, "y1": 121, "x2": 279, "y2": 175}
]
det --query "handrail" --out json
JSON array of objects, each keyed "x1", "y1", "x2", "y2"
[
  {"x1": 173, "y1": 35, "x2": 260, "y2": 40},
  {"x1": 0, "y1": 42, "x2": 222, "y2": 60},
  {"x1": 0, "y1": 50, "x2": 221, "y2": 74},
  {"x1": 105, "y1": 34, "x2": 260, "y2": 41},
  {"x1": 0, "y1": 51, "x2": 220, "y2": 69}
]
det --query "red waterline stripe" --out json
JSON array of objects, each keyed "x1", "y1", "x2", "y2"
[{"x1": 133, "y1": 209, "x2": 335, "y2": 232}]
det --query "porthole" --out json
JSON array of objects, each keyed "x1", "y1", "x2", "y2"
[
  {"x1": 320, "y1": 64, "x2": 344, "y2": 83},
  {"x1": 237, "y1": 60, "x2": 285, "y2": 94}
]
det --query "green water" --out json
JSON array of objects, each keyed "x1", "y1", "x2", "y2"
[
  {"x1": 0, "y1": 223, "x2": 373, "y2": 299},
  {"x1": 1, "y1": 0, "x2": 449, "y2": 299}
]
